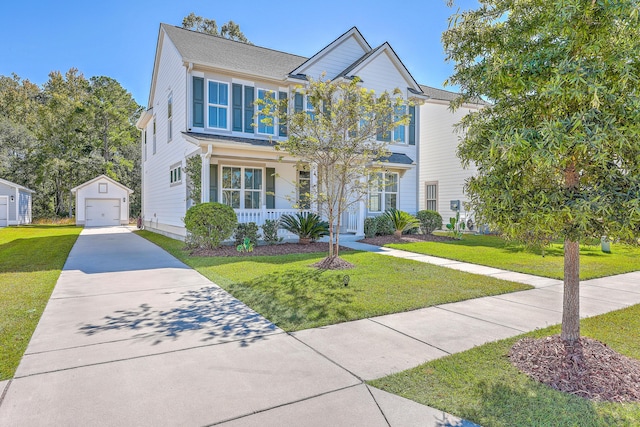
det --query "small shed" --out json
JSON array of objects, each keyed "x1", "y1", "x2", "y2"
[
  {"x1": 0, "y1": 178, "x2": 34, "y2": 227},
  {"x1": 71, "y1": 175, "x2": 133, "y2": 227}
]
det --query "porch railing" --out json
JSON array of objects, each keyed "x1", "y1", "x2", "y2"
[{"x1": 234, "y1": 206, "x2": 363, "y2": 239}]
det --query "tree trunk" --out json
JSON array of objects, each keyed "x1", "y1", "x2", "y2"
[{"x1": 561, "y1": 239, "x2": 580, "y2": 342}]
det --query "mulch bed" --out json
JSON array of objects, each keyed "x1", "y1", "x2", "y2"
[
  {"x1": 358, "y1": 233, "x2": 457, "y2": 246},
  {"x1": 190, "y1": 242, "x2": 352, "y2": 257},
  {"x1": 509, "y1": 336, "x2": 640, "y2": 402}
]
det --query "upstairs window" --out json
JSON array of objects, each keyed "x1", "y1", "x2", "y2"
[
  {"x1": 152, "y1": 118, "x2": 157, "y2": 155},
  {"x1": 257, "y1": 89, "x2": 275, "y2": 135},
  {"x1": 208, "y1": 81, "x2": 228, "y2": 129},
  {"x1": 167, "y1": 92, "x2": 173, "y2": 141},
  {"x1": 393, "y1": 105, "x2": 406, "y2": 144}
]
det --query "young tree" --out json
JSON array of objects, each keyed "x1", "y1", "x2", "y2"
[
  {"x1": 182, "y1": 13, "x2": 251, "y2": 44},
  {"x1": 444, "y1": 1, "x2": 640, "y2": 341},
  {"x1": 261, "y1": 76, "x2": 409, "y2": 268}
]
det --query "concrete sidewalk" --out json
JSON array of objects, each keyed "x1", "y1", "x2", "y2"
[
  {"x1": 2, "y1": 229, "x2": 639, "y2": 426},
  {"x1": 0, "y1": 227, "x2": 471, "y2": 427}
]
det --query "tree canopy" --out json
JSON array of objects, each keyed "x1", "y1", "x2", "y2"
[
  {"x1": 181, "y1": 13, "x2": 251, "y2": 44},
  {"x1": 444, "y1": 0, "x2": 640, "y2": 341},
  {"x1": 260, "y1": 76, "x2": 409, "y2": 266},
  {"x1": 0, "y1": 70, "x2": 142, "y2": 218}
]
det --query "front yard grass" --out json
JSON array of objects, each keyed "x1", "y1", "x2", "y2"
[
  {"x1": 369, "y1": 303, "x2": 640, "y2": 427},
  {"x1": 0, "y1": 225, "x2": 82, "y2": 380},
  {"x1": 387, "y1": 234, "x2": 640, "y2": 280},
  {"x1": 138, "y1": 231, "x2": 531, "y2": 331}
]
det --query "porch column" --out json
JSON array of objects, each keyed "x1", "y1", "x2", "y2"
[
  {"x1": 200, "y1": 145, "x2": 212, "y2": 203},
  {"x1": 357, "y1": 175, "x2": 366, "y2": 237},
  {"x1": 310, "y1": 164, "x2": 318, "y2": 213}
]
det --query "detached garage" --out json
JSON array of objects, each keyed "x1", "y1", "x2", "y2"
[
  {"x1": 71, "y1": 175, "x2": 133, "y2": 227},
  {"x1": 0, "y1": 178, "x2": 34, "y2": 227}
]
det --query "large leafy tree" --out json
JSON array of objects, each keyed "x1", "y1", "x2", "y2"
[
  {"x1": 0, "y1": 70, "x2": 142, "y2": 218},
  {"x1": 444, "y1": 0, "x2": 640, "y2": 341},
  {"x1": 261, "y1": 77, "x2": 408, "y2": 267},
  {"x1": 181, "y1": 13, "x2": 251, "y2": 44}
]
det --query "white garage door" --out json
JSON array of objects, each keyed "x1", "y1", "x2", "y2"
[
  {"x1": 0, "y1": 196, "x2": 7, "y2": 227},
  {"x1": 85, "y1": 198, "x2": 120, "y2": 227}
]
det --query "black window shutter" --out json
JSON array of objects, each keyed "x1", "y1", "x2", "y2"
[
  {"x1": 244, "y1": 86, "x2": 254, "y2": 133},
  {"x1": 209, "y1": 164, "x2": 218, "y2": 202},
  {"x1": 409, "y1": 105, "x2": 416, "y2": 145},
  {"x1": 193, "y1": 77, "x2": 204, "y2": 128},
  {"x1": 232, "y1": 84, "x2": 243, "y2": 132},
  {"x1": 294, "y1": 93, "x2": 304, "y2": 112},
  {"x1": 266, "y1": 167, "x2": 275, "y2": 209},
  {"x1": 278, "y1": 91, "x2": 287, "y2": 137}
]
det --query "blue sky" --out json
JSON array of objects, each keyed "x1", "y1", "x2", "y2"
[{"x1": 1, "y1": 0, "x2": 478, "y2": 106}]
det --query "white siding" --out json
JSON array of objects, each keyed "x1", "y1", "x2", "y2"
[
  {"x1": 75, "y1": 178, "x2": 130, "y2": 225},
  {"x1": 355, "y1": 52, "x2": 409, "y2": 95},
  {"x1": 142, "y1": 31, "x2": 190, "y2": 235},
  {"x1": 303, "y1": 35, "x2": 367, "y2": 79},
  {"x1": 419, "y1": 101, "x2": 479, "y2": 221}
]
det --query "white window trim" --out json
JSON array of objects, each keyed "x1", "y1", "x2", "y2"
[
  {"x1": 257, "y1": 88, "x2": 276, "y2": 135},
  {"x1": 425, "y1": 181, "x2": 438, "y2": 211},
  {"x1": 170, "y1": 162, "x2": 182, "y2": 186},
  {"x1": 393, "y1": 104, "x2": 407, "y2": 144},
  {"x1": 152, "y1": 117, "x2": 157, "y2": 155},
  {"x1": 368, "y1": 171, "x2": 399, "y2": 213},
  {"x1": 167, "y1": 92, "x2": 173, "y2": 142},
  {"x1": 207, "y1": 79, "x2": 230, "y2": 131},
  {"x1": 297, "y1": 168, "x2": 311, "y2": 209},
  {"x1": 220, "y1": 165, "x2": 264, "y2": 209}
]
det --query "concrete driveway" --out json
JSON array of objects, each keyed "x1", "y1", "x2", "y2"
[{"x1": 0, "y1": 227, "x2": 465, "y2": 426}]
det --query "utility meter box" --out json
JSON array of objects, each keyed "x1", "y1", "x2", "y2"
[{"x1": 450, "y1": 200, "x2": 460, "y2": 211}]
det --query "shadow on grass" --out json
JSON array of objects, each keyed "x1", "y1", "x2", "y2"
[
  {"x1": 0, "y1": 235, "x2": 80, "y2": 273},
  {"x1": 227, "y1": 268, "x2": 357, "y2": 331},
  {"x1": 79, "y1": 285, "x2": 278, "y2": 347},
  {"x1": 463, "y1": 381, "x2": 629, "y2": 427}
]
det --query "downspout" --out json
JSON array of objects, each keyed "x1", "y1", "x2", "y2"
[{"x1": 186, "y1": 62, "x2": 193, "y2": 133}]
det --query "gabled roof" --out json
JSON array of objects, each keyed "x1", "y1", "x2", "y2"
[
  {"x1": 419, "y1": 84, "x2": 489, "y2": 106},
  {"x1": 336, "y1": 42, "x2": 424, "y2": 96},
  {"x1": 162, "y1": 24, "x2": 306, "y2": 80},
  {"x1": 0, "y1": 177, "x2": 34, "y2": 193},
  {"x1": 289, "y1": 27, "x2": 371, "y2": 77},
  {"x1": 71, "y1": 175, "x2": 133, "y2": 194}
]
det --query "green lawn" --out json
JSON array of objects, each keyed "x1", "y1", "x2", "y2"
[
  {"x1": 137, "y1": 231, "x2": 531, "y2": 331},
  {"x1": 387, "y1": 234, "x2": 640, "y2": 280},
  {"x1": 369, "y1": 303, "x2": 640, "y2": 427},
  {"x1": 0, "y1": 225, "x2": 82, "y2": 380}
]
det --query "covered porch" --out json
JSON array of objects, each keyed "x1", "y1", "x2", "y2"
[{"x1": 188, "y1": 135, "x2": 365, "y2": 240}]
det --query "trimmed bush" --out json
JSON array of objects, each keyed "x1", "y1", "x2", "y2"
[
  {"x1": 184, "y1": 202, "x2": 237, "y2": 249},
  {"x1": 384, "y1": 209, "x2": 420, "y2": 237},
  {"x1": 416, "y1": 210, "x2": 443, "y2": 235},
  {"x1": 261, "y1": 219, "x2": 282, "y2": 245},
  {"x1": 374, "y1": 214, "x2": 395, "y2": 236},
  {"x1": 364, "y1": 217, "x2": 377, "y2": 238},
  {"x1": 234, "y1": 222, "x2": 259, "y2": 247},
  {"x1": 280, "y1": 212, "x2": 329, "y2": 243}
]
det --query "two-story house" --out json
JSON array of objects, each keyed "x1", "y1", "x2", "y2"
[{"x1": 137, "y1": 24, "x2": 434, "y2": 240}]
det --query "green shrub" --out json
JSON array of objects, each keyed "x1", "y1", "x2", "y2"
[
  {"x1": 364, "y1": 217, "x2": 377, "y2": 238},
  {"x1": 280, "y1": 212, "x2": 329, "y2": 243},
  {"x1": 446, "y1": 211, "x2": 466, "y2": 240},
  {"x1": 234, "y1": 222, "x2": 259, "y2": 247},
  {"x1": 374, "y1": 214, "x2": 395, "y2": 236},
  {"x1": 384, "y1": 209, "x2": 420, "y2": 237},
  {"x1": 261, "y1": 219, "x2": 282, "y2": 245},
  {"x1": 184, "y1": 202, "x2": 237, "y2": 249},
  {"x1": 416, "y1": 210, "x2": 443, "y2": 235}
]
